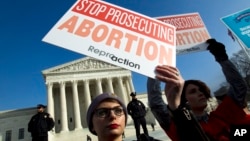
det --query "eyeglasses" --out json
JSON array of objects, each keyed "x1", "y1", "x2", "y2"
[{"x1": 94, "y1": 106, "x2": 124, "y2": 118}]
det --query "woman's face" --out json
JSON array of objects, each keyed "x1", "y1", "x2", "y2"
[
  {"x1": 185, "y1": 84, "x2": 208, "y2": 110},
  {"x1": 92, "y1": 100, "x2": 126, "y2": 139}
]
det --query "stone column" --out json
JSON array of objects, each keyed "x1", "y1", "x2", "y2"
[
  {"x1": 96, "y1": 78, "x2": 103, "y2": 94},
  {"x1": 125, "y1": 78, "x2": 131, "y2": 101},
  {"x1": 107, "y1": 78, "x2": 114, "y2": 93},
  {"x1": 117, "y1": 77, "x2": 127, "y2": 104},
  {"x1": 60, "y1": 81, "x2": 68, "y2": 132},
  {"x1": 128, "y1": 76, "x2": 135, "y2": 92},
  {"x1": 47, "y1": 82, "x2": 54, "y2": 120},
  {"x1": 72, "y1": 80, "x2": 82, "y2": 129},
  {"x1": 84, "y1": 80, "x2": 91, "y2": 108}
]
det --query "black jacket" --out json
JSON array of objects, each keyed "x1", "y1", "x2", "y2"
[
  {"x1": 28, "y1": 112, "x2": 54, "y2": 137},
  {"x1": 127, "y1": 99, "x2": 146, "y2": 119}
]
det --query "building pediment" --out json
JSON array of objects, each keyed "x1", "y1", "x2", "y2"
[{"x1": 42, "y1": 57, "x2": 123, "y2": 75}]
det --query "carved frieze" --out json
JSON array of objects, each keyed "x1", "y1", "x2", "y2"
[{"x1": 47, "y1": 57, "x2": 119, "y2": 73}]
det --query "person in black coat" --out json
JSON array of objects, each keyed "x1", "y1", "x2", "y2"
[
  {"x1": 28, "y1": 104, "x2": 55, "y2": 141},
  {"x1": 127, "y1": 92, "x2": 149, "y2": 141}
]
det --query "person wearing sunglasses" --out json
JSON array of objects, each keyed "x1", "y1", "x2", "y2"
[
  {"x1": 127, "y1": 92, "x2": 149, "y2": 141},
  {"x1": 86, "y1": 93, "x2": 128, "y2": 141},
  {"x1": 28, "y1": 104, "x2": 55, "y2": 141}
]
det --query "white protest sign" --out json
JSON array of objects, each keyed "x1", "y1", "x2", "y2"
[
  {"x1": 156, "y1": 13, "x2": 211, "y2": 55},
  {"x1": 42, "y1": 0, "x2": 176, "y2": 78}
]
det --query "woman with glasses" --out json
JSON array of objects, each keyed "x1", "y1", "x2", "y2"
[{"x1": 86, "y1": 93, "x2": 127, "y2": 141}]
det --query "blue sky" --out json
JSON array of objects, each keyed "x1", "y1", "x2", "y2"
[{"x1": 0, "y1": 0, "x2": 249, "y2": 111}]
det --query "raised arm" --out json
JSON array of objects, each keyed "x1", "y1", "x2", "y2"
[
  {"x1": 220, "y1": 60, "x2": 247, "y2": 107},
  {"x1": 149, "y1": 66, "x2": 210, "y2": 141},
  {"x1": 207, "y1": 39, "x2": 247, "y2": 107},
  {"x1": 147, "y1": 65, "x2": 185, "y2": 129},
  {"x1": 147, "y1": 77, "x2": 171, "y2": 131}
]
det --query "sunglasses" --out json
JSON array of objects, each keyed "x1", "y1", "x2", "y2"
[{"x1": 94, "y1": 106, "x2": 124, "y2": 118}]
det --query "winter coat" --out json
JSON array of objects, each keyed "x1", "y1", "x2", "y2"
[
  {"x1": 167, "y1": 96, "x2": 250, "y2": 141},
  {"x1": 127, "y1": 99, "x2": 147, "y2": 119},
  {"x1": 28, "y1": 112, "x2": 54, "y2": 137}
]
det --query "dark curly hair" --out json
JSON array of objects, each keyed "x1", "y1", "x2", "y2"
[{"x1": 180, "y1": 80, "x2": 211, "y2": 107}]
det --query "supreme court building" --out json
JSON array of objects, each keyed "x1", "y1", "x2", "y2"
[
  {"x1": 0, "y1": 57, "x2": 218, "y2": 141},
  {"x1": 43, "y1": 57, "x2": 134, "y2": 131},
  {"x1": 1, "y1": 57, "x2": 150, "y2": 141}
]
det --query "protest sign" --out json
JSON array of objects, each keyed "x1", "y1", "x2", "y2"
[
  {"x1": 156, "y1": 13, "x2": 210, "y2": 55},
  {"x1": 42, "y1": 0, "x2": 176, "y2": 78},
  {"x1": 221, "y1": 7, "x2": 250, "y2": 48}
]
